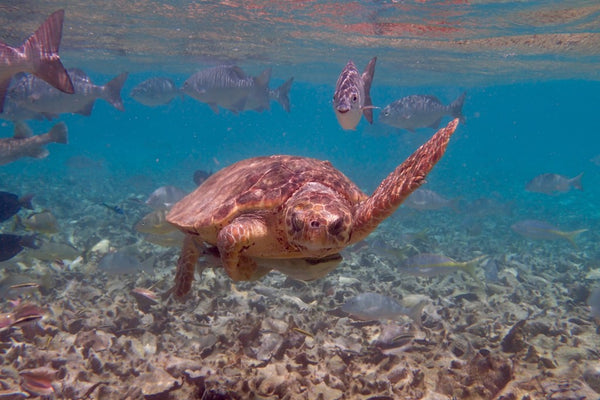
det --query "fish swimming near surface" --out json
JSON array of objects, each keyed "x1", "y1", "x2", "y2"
[
  {"x1": 129, "y1": 77, "x2": 182, "y2": 107},
  {"x1": 0, "y1": 191, "x2": 33, "y2": 222},
  {"x1": 511, "y1": 219, "x2": 587, "y2": 248},
  {"x1": 0, "y1": 234, "x2": 40, "y2": 262},
  {"x1": 0, "y1": 122, "x2": 67, "y2": 165},
  {"x1": 400, "y1": 253, "x2": 485, "y2": 281},
  {"x1": 16, "y1": 210, "x2": 59, "y2": 234},
  {"x1": 404, "y1": 188, "x2": 459, "y2": 211},
  {"x1": 145, "y1": 185, "x2": 187, "y2": 210},
  {"x1": 525, "y1": 172, "x2": 583, "y2": 195},
  {"x1": 7, "y1": 68, "x2": 128, "y2": 116},
  {"x1": 182, "y1": 65, "x2": 292, "y2": 114},
  {"x1": 379, "y1": 92, "x2": 466, "y2": 132},
  {"x1": 341, "y1": 292, "x2": 425, "y2": 324},
  {"x1": 333, "y1": 57, "x2": 377, "y2": 130},
  {"x1": 0, "y1": 10, "x2": 74, "y2": 113}
]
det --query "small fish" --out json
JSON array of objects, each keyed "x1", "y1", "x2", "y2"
[
  {"x1": 525, "y1": 173, "x2": 583, "y2": 195},
  {"x1": 142, "y1": 231, "x2": 185, "y2": 247},
  {"x1": 404, "y1": 188, "x2": 458, "y2": 211},
  {"x1": 0, "y1": 191, "x2": 33, "y2": 222},
  {"x1": 400, "y1": 253, "x2": 485, "y2": 281},
  {"x1": 333, "y1": 57, "x2": 377, "y2": 130},
  {"x1": 101, "y1": 203, "x2": 124, "y2": 215},
  {"x1": 145, "y1": 185, "x2": 187, "y2": 210},
  {"x1": 341, "y1": 292, "x2": 424, "y2": 324},
  {"x1": 0, "y1": 10, "x2": 74, "y2": 112},
  {"x1": 379, "y1": 92, "x2": 466, "y2": 132},
  {"x1": 19, "y1": 367, "x2": 56, "y2": 397},
  {"x1": 183, "y1": 65, "x2": 290, "y2": 114},
  {"x1": 7, "y1": 282, "x2": 40, "y2": 298},
  {"x1": 0, "y1": 234, "x2": 40, "y2": 261},
  {"x1": 588, "y1": 287, "x2": 600, "y2": 320},
  {"x1": 17, "y1": 210, "x2": 59, "y2": 234},
  {"x1": 129, "y1": 77, "x2": 182, "y2": 106},
  {"x1": 193, "y1": 169, "x2": 212, "y2": 186},
  {"x1": 8, "y1": 68, "x2": 127, "y2": 116},
  {"x1": 511, "y1": 219, "x2": 587, "y2": 247},
  {"x1": 0, "y1": 122, "x2": 67, "y2": 165},
  {"x1": 27, "y1": 240, "x2": 79, "y2": 261},
  {"x1": 97, "y1": 250, "x2": 154, "y2": 275},
  {"x1": 134, "y1": 209, "x2": 174, "y2": 234}
]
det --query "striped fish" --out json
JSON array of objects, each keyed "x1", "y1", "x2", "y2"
[{"x1": 333, "y1": 57, "x2": 377, "y2": 130}]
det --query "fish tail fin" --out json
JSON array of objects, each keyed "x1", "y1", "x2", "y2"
[
  {"x1": 361, "y1": 57, "x2": 377, "y2": 124},
  {"x1": 561, "y1": 229, "x2": 588, "y2": 248},
  {"x1": 103, "y1": 72, "x2": 128, "y2": 111},
  {"x1": 406, "y1": 300, "x2": 427, "y2": 327},
  {"x1": 19, "y1": 234, "x2": 41, "y2": 250},
  {"x1": 18, "y1": 194, "x2": 34, "y2": 210},
  {"x1": 270, "y1": 77, "x2": 294, "y2": 112},
  {"x1": 48, "y1": 122, "x2": 68, "y2": 144},
  {"x1": 21, "y1": 10, "x2": 74, "y2": 96},
  {"x1": 569, "y1": 172, "x2": 584, "y2": 191},
  {"x1": 450, "y1": 92, "x2": 466, "y2": 123},
  {"x1": 460, "y1": 255, "x2": 487, "y2": 283}
]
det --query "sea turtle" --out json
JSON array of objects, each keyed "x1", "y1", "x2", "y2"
[{"x1": 167, "y1": 119, "x2": 459, "y2": 299}]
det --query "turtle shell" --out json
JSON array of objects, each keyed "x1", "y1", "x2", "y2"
[{"x1": 166, "y1": 155, "x2": 367, "y2": 243}]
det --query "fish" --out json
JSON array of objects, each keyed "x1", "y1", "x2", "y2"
[
  {"x1": 267, "y1": 77, "x2": 294, "y2": 112},
  {"x1": 0, "y1": 10, "x2": 74, "y2": 113},
  {"x1": 333, "y1": 57, "x2": 377, "y2": 130},
  {"x1": 16, "y1": 210, "x2": 59, "y2": 234},
  {"x1": 0, "y1": 122, "x2": 67, "y2": 165},
  {"x1": 511, "y1": 219, "x2": 587, "y2": 247},
  {"x1": 7, "y1": 68, "x2": 128, "y2": 116},
  {"x1": 0, "y1": 234, "x2": 40, "y2": 262},
  {"x1": 341, "y1": 292, "x2": 425, "y2": 324},
  {"x1": 525, "y1": 173, "x2": 583, "y2": 195},
  {"x1": 379, "y1": 92, "x2": 466, "y2": 132},
  {"x1": 27, "y1": 240, "x2": 80, "y2": 261},
  {"x1": 183, "y1": 65, "x2": 291, "y2": 114},
  {"x1": 129, "y1": 77, "x2": 182, "y2": 106},
  {"x1": 400, "y1": 253, "x2": 485, "y2": 281},
  {"x1": 97, "y1": 249, "x2": 153, "y2": 275},
  {"x1": 404, "y1": 188, "x2": 459, "y2": 211},
  {"x1": 142, "y1": 230, "x2": 185, "y2": 247},
  {"x1": 588, "y1": 287, "x2": 600, "y2": 320},
  {"x1": 134, "y1": 209, "x2": 175, "y2": 234},
  {"x1": 0, "y1": 191, "x2": 33, "y2": 222},
  {"x1": 101, "y1": 203, "x2": 124, "y2": 215},
  {"x1": 145, "y1": 185, "x2": 187, "y2": 210},
  {"x1": 193, "y1": 169, "x2": 212, "y2": 186}
]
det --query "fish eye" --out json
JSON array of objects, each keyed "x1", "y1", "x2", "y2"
[{"x1": 352, "y1": 95, "x2": 358, "y2": 103}]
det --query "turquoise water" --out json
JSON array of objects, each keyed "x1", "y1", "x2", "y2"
[{"x1": 2, "y1": 2, "x2": 600, "y2": 399}]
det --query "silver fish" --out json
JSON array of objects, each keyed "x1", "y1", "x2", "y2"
[
  {"x1": 8, "y1": 68, "x2": 127, "y2": 116},
  {"x1": 183, "y1": 65, "x2": 291, "y2": 114},
  {"x1": 129, "y1": 77, "x2": 181, "y2": 107},
  {"x1": 341, "y1": 292, "x2": 424, "y2": 323},
  {"x1": 400, "y1": 253, "x2": 485, "y2": 280},
  {"x1": 511, "y1": 219, "x2": 587, "y2": 247},
  {"x1": 588, "y1": 287, "x2": 600, "y2": 319},
  {"x1": 379, "y1": 92, "x2": 465, "y2": 132},
  {"x1": 333, "y1": 57, "x2": 376, "y2": 130},
  {"x1": 0, "y1": 10, "x2": 73, "y2": 112},
  {"x1": 0, "y1": 122, "x2": 67, "y2": 165},
  {"x1": 525, "y1": 173, "x2": 583, "y2": 195},
  {"x1": 145, "y1": 185, "x2": 187, "y2": 210},
  {"x1": 404, "y1": 188, "x2": 457, "y2": 211}
]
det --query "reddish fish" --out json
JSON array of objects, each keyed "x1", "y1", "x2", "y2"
[{"x1": 0, "y1": 10, "x2": 74, "y2": 112}]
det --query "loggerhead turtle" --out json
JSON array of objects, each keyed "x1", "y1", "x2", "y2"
[{"x1": 167, "y1": 119, "x2": 459, "y2": 299}]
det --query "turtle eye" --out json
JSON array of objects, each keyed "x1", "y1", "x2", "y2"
[
  {"x1": 328, "y1": 217, "x2": 345, "y2": 236},
  {"x1": 291, "y1": 214, "x2": 304, "y2": 231}
]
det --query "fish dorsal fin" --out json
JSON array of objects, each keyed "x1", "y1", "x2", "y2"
[{"x1": 14, "y1": 122, "x2": 33, "y2": 138}]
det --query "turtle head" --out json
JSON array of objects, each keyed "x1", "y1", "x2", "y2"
[{"x1": 285, "y1": 183, "x2": 352, "y2": 254}]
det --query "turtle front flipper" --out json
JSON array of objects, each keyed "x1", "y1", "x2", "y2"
[
  {"x1": 352, "y1": 119, "x2": 459, "y2": 240},
  {"x1": 173, "y1": 235, "x2": 201, "y2": 299},
  {"x1": 217, "y1": 216, "x2": 269, "y2": 281}
]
